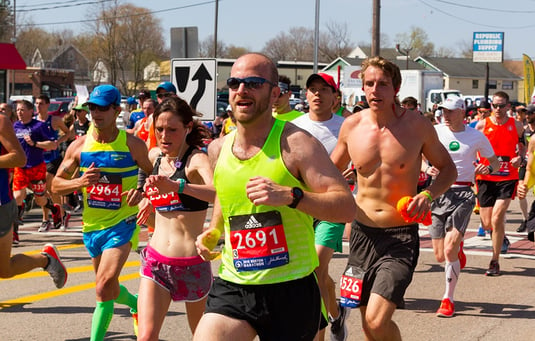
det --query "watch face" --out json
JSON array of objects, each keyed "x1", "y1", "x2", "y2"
[{"x1": 292, "y1": 187, "x2": 304, "y2": 199}]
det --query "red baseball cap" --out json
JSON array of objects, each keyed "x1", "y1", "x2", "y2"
[{"x1": 306, "y1": 73, "x2": 338, "y2": 91}]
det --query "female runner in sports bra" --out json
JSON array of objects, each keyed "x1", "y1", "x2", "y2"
[{"x1": 136, "y1": 96, "x2": 215, "y2": 339}]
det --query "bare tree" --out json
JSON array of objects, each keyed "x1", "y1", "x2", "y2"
[
  {"x1": 319, "y1": 21, "x2": 354, "y2": 61},
  {"x1": 226, "y1": 45, "x2": 250, "y2": 59},
  {"x1": 263, "y1": 27, "x2": 314, "y2": 62},
  {"x1": 395, "y1": 26, "x2": 435, "y2": 58},
  {"x1": 457, "y1": 39, "x2": 473, "y2": 58},
  {"x1": 88, "y1": 1, "x2": 165, "y2": 94},
  {"x1": 199, "y1": 35, "x2": 227, "y2": 58},
  {"x1": 15, "y1": 26, "x2": 56, "y2": 63},
  {"x1": 435, "y1": 46, "x2": 457, "y2": 58},
  {"x1": 0, "y1": 0, "x2": 13, "y2": 42}
]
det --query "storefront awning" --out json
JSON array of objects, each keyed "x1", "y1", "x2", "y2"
[{"x1": 0, "y1": 43, "x2": 26, "y2": 70}]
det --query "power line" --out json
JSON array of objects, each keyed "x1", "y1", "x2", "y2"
[
  {"x1": 16, "y1": 0, "x2": 103, "y2": 9},
  {"x1": 418, "y1": 0, "x2": 535, "y2": 29},
  {"x1": 429, "y1": 0, "x2": 535, "y2": 14},
  {"x1": 17, "y1": 0, "x2": 113, "y2": 12},
  {"x1": 8, "y1": 0, "x2": 216, "y2": 28}
]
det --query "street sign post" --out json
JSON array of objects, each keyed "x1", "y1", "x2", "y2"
[{"x1": 170, "y1": 58, "x2": 217, "y2": 121}]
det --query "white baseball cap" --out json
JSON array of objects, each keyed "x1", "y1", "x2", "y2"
[{"x1": 438, "y1": 96, "x2": 465, "y2": 111}]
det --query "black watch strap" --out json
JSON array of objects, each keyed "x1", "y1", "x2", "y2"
[{"x1": 288, "y1": 187, "x2": 304, "y2": 209}]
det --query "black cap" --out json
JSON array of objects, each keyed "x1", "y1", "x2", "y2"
[
  {"x1": 138, "y1": 90, "x2": 150, "y2": 99},
  {"x1": 527, "y1": 104, "x2": 535, "y2": 115},
  {"x1": 478, "y1": 101, "x2": 491, "y2": 109}
]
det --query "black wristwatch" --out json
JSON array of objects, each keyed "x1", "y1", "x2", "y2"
[{"x1": 288, "y1": 187, "x2": 304, "y2": 209}]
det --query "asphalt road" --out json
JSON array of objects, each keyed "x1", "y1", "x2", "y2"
[{"x1": 2, "y1": 194, "x2": 535, "y2": 341}]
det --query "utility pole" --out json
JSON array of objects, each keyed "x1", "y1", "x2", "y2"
[
  {"x1": 313, "y1": 0, "x2": 320, "y2": 73},
  {"x1": 213, "y1": 0, "x2": 218, "y2": 58},
  {"x1": 11, "y1": 0, "x2": 16, "y2": 97},
  {"x1": 396, "y1": 44, "x2": 412, "y2": 70},
  {"x1": 371, "y1": 0, "x2": 380, "y2": 56}
]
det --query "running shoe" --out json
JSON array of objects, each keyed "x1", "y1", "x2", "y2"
[
  {"x1": 41, "y1": 243, "x2": 68, "y2": 288},
  {"x1": 436, "y1": 298, "x2": 455, "y2": 318},
  {"x1": 329, "y1": 302, "x2": 350, "y2": 341},
  {"x1": 485, "y1": 260, "x2": 500, "y2": 276},
  {"x1": 52, "y1": 204, "x2": 62, "y2": 229},
  {"x1": 38, "y1": 221, "x2": 50, "y2": 232},
  {"x1": 131, "y1": 309, "x2": 139, "y2": 337},
  {"x1": 517, "y1": 220, "x2": 527, "y2": 233},
  {"x1": 477, "y1": 226, "x2": 486, "y2": 237},
  {"x1": 501, "y1": 236, "x2": 510, "y2": 254},
  {"x1": 62, "y1": 212, "x2": 71, "y2": 231},
  {"x1": 528, "y1": 231, "x2": 534, "y2": 242},
  {"x1": 458, "y1": 241, "x2": 466, "y2": 270},
  {"x1": 12, "y1": 230, "x2": 19, "y2": 246}
]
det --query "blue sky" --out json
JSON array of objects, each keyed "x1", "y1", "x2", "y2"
[{"x1": 15, "y1": 0, "x2": 535, "y2": 60}]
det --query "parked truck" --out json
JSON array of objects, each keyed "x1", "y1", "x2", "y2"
[{"x1": 397, "y1": 69, "x2": 462, "y2": 112}]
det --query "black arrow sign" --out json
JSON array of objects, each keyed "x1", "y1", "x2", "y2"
[
  {"x1": 190, "y1": 63, "x2": 212, "y2": 110},
  {"x1": 174, "y1": 66, "x2": 190, "y2": 92}
]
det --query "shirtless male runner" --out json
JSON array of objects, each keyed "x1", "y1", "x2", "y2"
[{"x1": 331, "y1": 56, "x2": 456, "y2": 340}]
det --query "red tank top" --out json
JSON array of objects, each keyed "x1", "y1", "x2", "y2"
[{"x1": 477, "y1": 116, "x2": 519, "y2": 181}]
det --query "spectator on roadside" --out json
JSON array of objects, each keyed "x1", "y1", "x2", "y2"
[{"x1": 272, "y1": 75, "x2": 304, "y2": 121}]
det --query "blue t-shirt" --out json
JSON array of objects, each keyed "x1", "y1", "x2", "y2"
[
  {"x1": 128, "y1": 111, "x2": 146, "y2": 129},
  {"x1": 13, "y1": 119, "x2": 54, "y2": 168}
]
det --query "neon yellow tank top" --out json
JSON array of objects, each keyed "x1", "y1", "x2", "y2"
[
  {"x1": 80, "y1": 129, "x2": 138, "y2": 232},
  {"x1": 214, "y1": 119, "x2": 318, "y2": 285},
  {"x1": 272, "y1": 109, "x2": 303, "y2": 121}
]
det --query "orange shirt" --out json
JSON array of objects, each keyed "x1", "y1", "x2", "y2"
[{"x1": 477, "y1": 116, "x2": 519, "y2": 181}]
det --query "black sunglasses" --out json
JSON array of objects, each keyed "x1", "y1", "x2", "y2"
[
  {"x1": 157, "y1": 92, "x2": 174, "y2": 99},
  {"x1": 227, "y1": 77, "x2": 275, "y2": 90},
  {"x1": 88, "y1": 103, "x2": 113, "y2": 112},
  {"x1": 492, "y1": 103, "x2": 507, "y2": 109}
]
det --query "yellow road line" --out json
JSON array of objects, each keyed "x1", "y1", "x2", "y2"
[
  {"x1": 0, "y1": 272, "x2": 140, "y2": 309},
  {"x1": 0, "y1": 260, "x2": 140, "y2": 281},
  {"x1": 15, "y1": 243, "x2": 86, "y2": 255}
]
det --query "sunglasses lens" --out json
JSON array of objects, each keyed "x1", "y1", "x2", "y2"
[
  {"x1": 227, "y1": 77, "x2": 269, "y2": 90},
  {"x1": 227, "y1": 78, "x2": 240, "y2": 90},
  {"x1": 88, "y1": 104, "x2": 111, "y2": 112}
]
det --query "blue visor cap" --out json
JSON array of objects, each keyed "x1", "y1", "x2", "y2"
[
  {"x1": 86, "y1": 85, "x2": 121, "y2": 106},
  {"x1": 156, "y1": 81, "x2": 177, "y2": 94}
]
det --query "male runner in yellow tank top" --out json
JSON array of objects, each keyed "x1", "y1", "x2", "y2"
[
  {"x1": 52, "y1": 85, "x2": 153, "y2": 340},
  {"x1": 194, "y1": 53, "x2": 356, "y2": 341}
]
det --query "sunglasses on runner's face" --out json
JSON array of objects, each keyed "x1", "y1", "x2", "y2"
[
  {"x1": 227, "y1": 77, "x2": 275, "y2": 90},
  {"x1": 157, "y1": 92, "x2": 174, "y2": 99},
  {"x1": 492, "y1": 103, "x2": 507, "y2": 109},
  {"x1": 88, "y1": 103, "x2": 112, "y2": 112}
]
